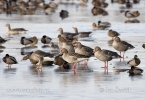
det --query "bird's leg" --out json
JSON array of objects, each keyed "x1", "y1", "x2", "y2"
[
  {"x1": 122, "y1": 51, "x2": 125, "y2": 61},
  {"x1": 71, "y1": 62, "x2": 77, "y2": 71},
  {"x1": 106, "y1": 61, "x2": 108, "y2": 73},
  {"x1": 8, "y1": 64, "x2": 10, "y2": 69},
  {"x1": 83, "y1": 59, "x2": 88, "y2": 68},
  {"x1": 38, "y1": 61, "x2": 43, "y2": 69},
  {"x1": 9, "y1": 65, "x2": 11, "y2": 69},
  {"x1": 73, "y1": 63, "x2": 77, "y2": 70},
  {"x1": 101, "y1": 62, "x2": 107, "y2": 68},
  {"x1": 120, "y1": 51, "x2": 122, "y2": 62}
]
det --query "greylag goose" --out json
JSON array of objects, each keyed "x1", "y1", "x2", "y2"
[
  {"x1": 53, "y1": 54, "x2": 71, "y2": 69},
  {"x1": 20, "y1": 36, "x2": 38, "y2": 47},
  {"x1": 91, "y1": 6, "x2": 103, "y2": 15},
  {"x1": 3, "y1": 54, "x2": 18, "y2": 69},
  {"x1": 5, "y1": 23, "x2": 28, "y2": 35},
  {"x1": 112, "y1": 37, "x2": 135, "y2": 60},
  {"x1": 92, "y1": 23, "x2": 108, "y2": 30},
  {"x1": 98, "y1": 20, "x2": 111, "y2": 27},
  {"x1": 49, "y1": 42, "x2": 59, "y2": 49},
  {"x1": 60, "y1": 48, "x2": 89, "y2": 70},
  {"x1": 21, "y1": 50, "x2": 54, "y2": 69},
  {"x1": 128, "y1": 66, "x2": 143, "y2": 76},
  {"x1": 72, "y1": 27, "x2": 92, "y2": 38},
  {"x1": 41, "y1": 35, "x2": 52, "y2": 45},
  {"x1": 73, "y1": 41, "x2": 94, "y2": 57},
  {"x1": 127, "y1": 55, "x2": 140, "y2": 67},
  {"x1": 57, "y1": 35, "x2": 75, "y2": 53},
  {"x1": 58, "y1": 28, "x2": 78, "y2": 42},
  {"x1": 125, "y1": 11, "x2": 140, "y2": 20},
  {"x1": 108, "y1": 29, "x2": 120, "y2": 40},
  {"x1": 93, "y1": 46, "x2": 121, "y2": 69}
]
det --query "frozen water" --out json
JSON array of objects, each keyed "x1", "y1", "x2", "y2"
[{"x1": 0, "y1": 0, "x2": 145, "y2": 100}]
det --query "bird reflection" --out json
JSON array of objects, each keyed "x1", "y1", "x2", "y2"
[
  {"x1": 20, "y1": 48, "x2": 32, "y2": 55},
  {"x1": 29, "y1": 65, "x2": 44, "y2": 76},
  {"x1": 3, "y1": 68, "x2": 17, "y2": 74},
  {"x1": 0, "y1": 50, "x2": 3, "y2": 53},
  {"x1": 125, "y1": 19, "x2": 140, "y2": 23}
]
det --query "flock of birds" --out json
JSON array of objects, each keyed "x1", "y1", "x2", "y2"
[
  {"x1": 0, "y1": 20, "x2": 144, "y2": 76},
  {"x1": 0, "y1": 0, "x2": 141, "y2": 21},
  {"x1": 0, "y1": 0, "x2": 144, "y2": 76},
  {"x1": 91, "y1": 0, "x2": 140, "y2": 23}
]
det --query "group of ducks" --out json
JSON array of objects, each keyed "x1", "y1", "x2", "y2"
[
  {"x1": 91, "y1": 0, "x2": 141, "y2": 23},
  {"x1": 0, "y1": 22, "x2": 144, "y2": 76},
  {"x1": 111, "y1": 0, "x2": 140, "y2": 4},
  {"x1": 0, "y1": 0, "x2": 90, "y2": 16},
  {"x1": 0, "y1": 0, "x2": 60, "y2": 15},
  {"x1": 91, "y1": 0, "x2": 109, "y2": 16}
]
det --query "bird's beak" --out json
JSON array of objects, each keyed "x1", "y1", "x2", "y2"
[
  {"x1": 21, "y1": 58, "x2": 24, "y2": 61},
  {"x1": 93, "y1": 50, "x2": 96, "y2": 53},
  {"x1": 59, "y1": 51, "x2": 62, "y2": 55}
]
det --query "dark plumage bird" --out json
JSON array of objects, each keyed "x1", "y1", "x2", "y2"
[
  {"x1": 41, "y1": 35, "x2": 52, "y2": 45},
  {"x1": 0, "y1": 36, "x2": 8, "y2": 48},
  {"x1": 126, "y1": 0, "x2": 133, "y2": 8},
  {"x1": 127, "y1": 55, "x2": 140, "y2": 67},
  {"x1": 133, "y1": 0, "x2": 140, "y2": 4},
  {"x1": 128, "y1": 66, "x2": 143, "y2": 75},
  {"x1": 53, "y1": 54, "x2": 71, "y2": 69},
  {"x1": 20, "y1": 36, "x2": 38, "y2": 47},
  {"x1": 0, "y1": 36, "x2": 7, "y2": 44},
  {"x1": 3, "y1": 54, "x2": 18, "y2": 69},
  {"x1": 59, "y1": 10, "x2": 69, "y2": 19},
  {"x1": 142, "y1": 44, "x2": 145, "y2": 49}
]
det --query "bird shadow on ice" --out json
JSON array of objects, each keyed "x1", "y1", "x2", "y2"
[
  {"x1": 29, "y1": 65, "x2": 44, "y2": 76},
  {"x1": 3, "y1": 68, "x2": 17, "y2": 74},
  {"x1": 128, "y1": 74, "x2": 143, "y2": 81}
]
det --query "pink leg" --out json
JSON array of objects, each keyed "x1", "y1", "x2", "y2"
[
  {"x1": 71, "y1": 63, "x2": 77, "y2": 71},
  {"x1": 122, "y1": 51, "x2": 125, "y2": 61},
  {"x1": 120, "y1": 51, "x2": 122, "y2": 62},
  {"x1": 101, "y1": 62, "x2": 107, "y2": 68},
  {"x1": 106, "y1": 61, "x2": 108, "y2": 73},
  {"x1": 84, "y1": 60, "x2": 88, "y2": 68}
]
